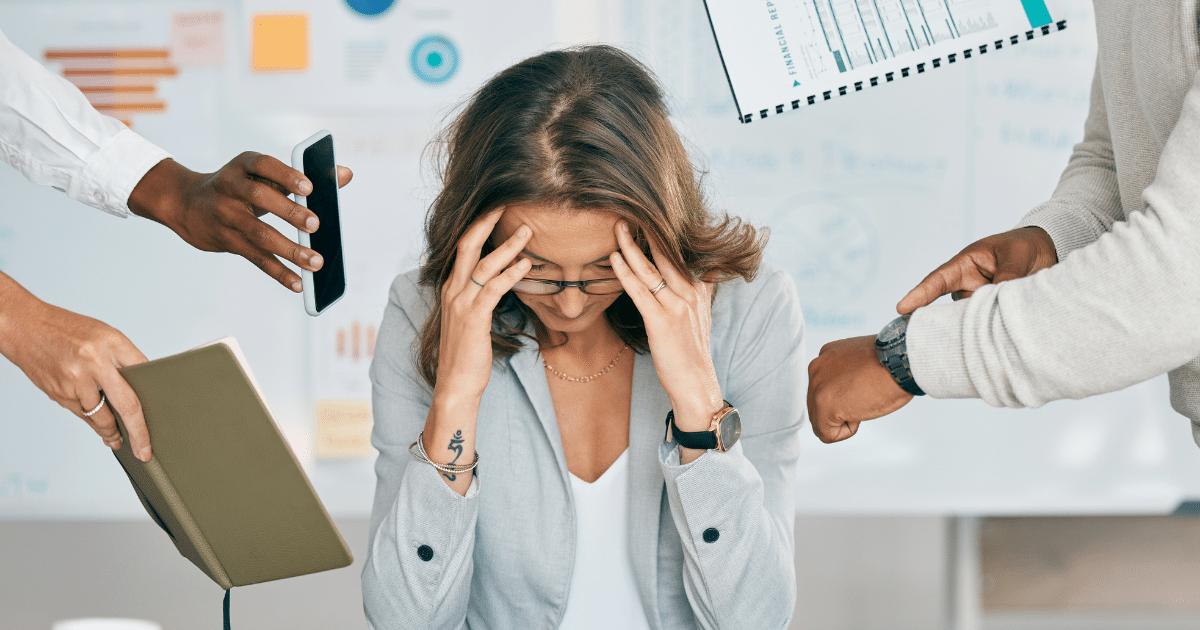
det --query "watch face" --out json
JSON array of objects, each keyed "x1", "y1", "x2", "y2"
[
  {"x1": 877, "y1": 318, "x2": 905, "y2": 344},
  {"x1": 718, "y1": 408, "x2": 741, "y2": 451}
]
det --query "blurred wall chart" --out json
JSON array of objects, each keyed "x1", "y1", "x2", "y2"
[{"x1": 3, "y1": 0, "x2": 1200, "y2": 521}]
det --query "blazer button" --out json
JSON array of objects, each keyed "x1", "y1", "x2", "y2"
[
  {"x1": 417, "y1": 544, "x2": 434, "y2": 561},
  {"x1": 702, "y1": 528, "x2": 720, "y2": 543}
]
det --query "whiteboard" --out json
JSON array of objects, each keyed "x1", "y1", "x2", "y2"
[{"x1": 3, "y1": 0, "x2": 1198, "y2": 520}]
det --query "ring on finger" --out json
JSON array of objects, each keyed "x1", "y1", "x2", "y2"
[
  {"x1": 470, "y1": 276, "x2": 485, "y2": 288},
  {"x1": 649, "y1": 279, "x2": 667, "y2": 295},
  {"x1": 83, "y1": 393, "x2": 107, "y2": 417}
]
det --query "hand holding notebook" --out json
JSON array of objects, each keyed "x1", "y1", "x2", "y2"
[{"x1": 108, "y1": 337, "x2": 352, "y2": 623}]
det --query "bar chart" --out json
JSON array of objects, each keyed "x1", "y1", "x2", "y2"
[
  {"x1": 811, "y1": 0, "x2": 1041, "y2": 77},
  {"x1": 42, "y1": 48, "x2": 178, "y2": 127}
]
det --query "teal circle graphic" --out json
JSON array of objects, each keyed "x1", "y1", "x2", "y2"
[
  {"x1": 410, "y1": 35, "x2": 458, "y2": 84},
  {"x1": 345, "y1": 0, "x2": 395, "y2": 17}
]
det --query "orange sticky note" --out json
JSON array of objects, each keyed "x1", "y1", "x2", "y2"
[{"x1": 252, "y1": 13, "x2": 308, "y2": 72}]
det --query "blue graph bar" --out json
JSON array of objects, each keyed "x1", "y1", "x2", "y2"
[
  {"x1": 1020, "y1": 0, "x2": 1052, "y2": 28},
  {"x1": 833, "y1": 50, "x2": 847, "y2": 72}
]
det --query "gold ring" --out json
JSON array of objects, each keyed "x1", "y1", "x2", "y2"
[{"x1": 649, "y1": 279, "x2": 667, "y2": 295}]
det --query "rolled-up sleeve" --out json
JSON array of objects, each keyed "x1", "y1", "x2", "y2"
[
  {"x1": 658, "y1": 267, "x2": 804, "y2": 630},
  {"x1": 363, "y1": 274, "x2": 479, "y2": 629},
  {"x1": 0, "y1": 28, "x2": 170, "y2": 217}
]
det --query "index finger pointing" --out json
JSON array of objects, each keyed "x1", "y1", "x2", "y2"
[{"x1": 896, "y1": 262, "x2": 963, "y2": 315}]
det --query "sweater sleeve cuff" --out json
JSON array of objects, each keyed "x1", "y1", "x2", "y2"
[
  {"x1": 907, "y1": 301, "x2": 980, "y2": 399},
  {"x1": 76, "y1": 128, "x2": 171, "y2": 218},
  {"x1": 1015, "y1": 201, "x2": 1106, "y2": 263}
]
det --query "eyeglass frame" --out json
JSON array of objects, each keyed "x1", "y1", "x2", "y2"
[{"x1": 512, "y1": 277, "x2": 624, "y2": 295}]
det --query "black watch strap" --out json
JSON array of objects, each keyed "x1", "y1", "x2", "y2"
[
  {"x1": 665, "y1": 401, "x2": 732, "y2": 450},
  {"x1": 881, "y1": 353, "x2": 925, "y2": 396},
  {"x1": 876, "y1": 316, "x2": 925, "y2": 397}
]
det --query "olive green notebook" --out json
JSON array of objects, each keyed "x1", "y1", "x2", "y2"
[{"x1": 109, "y1": 337, "x2": 353, "y2": 590}]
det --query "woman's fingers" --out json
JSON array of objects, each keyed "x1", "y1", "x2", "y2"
[
  {"x1": 610, "y1": 251, "x2": 661, "y2": 317},
  {"x1": 449, "y1": 207, "x2": 506, "y2": 289},
  {"x1": 73, "y1": 387, "x2": 120, "y2": 447},
  {"x1": 645, "y1": 234, "x2": 691, "y2": 290},
  {"x1": 104, "y1": 336, "x2": 151, "y2": 460},
  {"x1": 615, "y1": 223, "x2": 667, "y2": 292},
  {"x1": 96, "y1": 370, "x2": 151, "y2": 461},
  {"x1": 476, "y1": 258, "x2": 531, "y2": 308},
  {"x1": 472, "y1": 225, "x2": 531, "y2": 288}
]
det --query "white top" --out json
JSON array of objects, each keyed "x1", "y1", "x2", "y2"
[
  {"x1": 906, "y1": 1, "x2": 1200, "y2": 442},
  {"x1": 0, "y1": 28, "x2": 170, "y2": 217},
  {"x1": 559, "y1": 449, "x2": 653, "y2": 630}
]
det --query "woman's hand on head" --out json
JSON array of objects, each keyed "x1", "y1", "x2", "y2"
[
  {"x1": 434, "y1": 207, "x2": 533, "y2": 403},
  {"x1": 609, "y1": 222, "x2": 724, "y2": 435}
]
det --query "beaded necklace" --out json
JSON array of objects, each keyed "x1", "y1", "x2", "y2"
[{"x1": 543, "y1": 345, "x2": 630, "y2": 383}]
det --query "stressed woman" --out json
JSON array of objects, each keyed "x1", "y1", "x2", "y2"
[{"x1": 363, "y1": 46, "x2": 805, "y2": 629}]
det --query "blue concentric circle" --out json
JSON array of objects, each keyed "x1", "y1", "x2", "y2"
[
  {"x1": 410, "y1": 35, "x2": 458, "y2": 85},
  {"x1": 345, "y1": 0, "x2": 396, "y2": 17}
]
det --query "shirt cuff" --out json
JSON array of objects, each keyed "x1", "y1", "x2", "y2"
[
  {"x1": 1015, "y1": 201, "x2": 1105, "y2": 263},
  {"x1": 76, "y1": 128, "x2": 171, "y2": 218},
  {"x1": 907, "y1": 301, "x2": 980, "y2": 399}
]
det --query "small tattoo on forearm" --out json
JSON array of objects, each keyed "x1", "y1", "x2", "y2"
[{"x1": 443, "y1": 430, "x2": 465, "y2": 482}]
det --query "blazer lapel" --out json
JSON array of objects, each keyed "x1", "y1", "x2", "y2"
[
  {"x1": 628, "y1": 350, "x2": 669, "y2": 627},
  {"x1": 507, "y1": 342, "x2": 572, "y2": 487}
]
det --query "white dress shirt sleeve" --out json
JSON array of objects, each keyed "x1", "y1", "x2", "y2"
[{"x1": 0, "y1": 28, "x2": 171, "y2": 218}]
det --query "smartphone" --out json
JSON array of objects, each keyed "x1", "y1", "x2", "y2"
[{"x1": 292, "y1": 131, "x2": 346, "y2": 316}]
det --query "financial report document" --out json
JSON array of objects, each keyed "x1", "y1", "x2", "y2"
[{"x1": 704, "y1": 0, "x2": 1064, "y2": 122}]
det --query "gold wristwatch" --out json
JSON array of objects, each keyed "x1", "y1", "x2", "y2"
[{"x1": 665, "y1": 400, "x2": 742, "y2": 452}]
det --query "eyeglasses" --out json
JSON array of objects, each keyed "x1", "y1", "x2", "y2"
[{"x1": 512, "y1": 278, "x2": 624, "y2": 295}]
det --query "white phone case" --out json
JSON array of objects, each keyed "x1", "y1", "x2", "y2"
[{"x1": 291, "y1": 130, "x2": 345, "y2": 316}]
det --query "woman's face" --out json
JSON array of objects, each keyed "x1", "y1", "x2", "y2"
[{"x1": 492, "y1": 202, "x2": 626, "y2": 336}]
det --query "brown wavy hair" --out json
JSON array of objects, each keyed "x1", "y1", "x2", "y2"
[{"x1": 416, "y1": 45, "x2": 766, "y2": 388}]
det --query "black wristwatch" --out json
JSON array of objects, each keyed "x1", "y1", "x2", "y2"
[
  {"x1": 665, "y1": 401, "x2": 741, "y2": 452},
  {"x1": 876, "y1": 315, "x2": 925, "y2": 396}
]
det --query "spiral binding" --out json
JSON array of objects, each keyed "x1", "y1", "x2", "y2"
[{"x1": 738, "y1": 19, "x2": 1068, "y2": 124}]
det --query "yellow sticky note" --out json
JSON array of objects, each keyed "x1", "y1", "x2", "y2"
[
  {"x1": 252, "y1": 13, "x2": 308, "y2": 72},
  {"x1": 315, "y1": 400, "x2": 374, "y2": 459}
]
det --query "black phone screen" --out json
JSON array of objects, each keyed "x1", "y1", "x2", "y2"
[{"x1": 302, "y1": 135, "x2": 346, "y2": 313}]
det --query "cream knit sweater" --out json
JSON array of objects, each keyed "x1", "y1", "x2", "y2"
[{"x1": 907, "y1": 1, "x2": 1200, "y2": 444}]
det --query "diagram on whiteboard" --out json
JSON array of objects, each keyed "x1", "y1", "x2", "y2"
[
  {"x1": 704, "y1": 0, "x2": 1066, "y2": 122},
  {"x1": 766, "y1": 197, "x2": 879, "y2": 309}
]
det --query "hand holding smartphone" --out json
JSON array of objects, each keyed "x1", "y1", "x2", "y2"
[{"x1": 292, "y1": 131, "x2": 346, "y2": 316}]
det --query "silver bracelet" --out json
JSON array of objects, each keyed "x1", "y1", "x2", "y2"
[{"x1": 409, "y1": 432, "x2": 479, "y2": 474}]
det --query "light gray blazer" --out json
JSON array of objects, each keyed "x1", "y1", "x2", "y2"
[{"x1": 363, "y1": 263, "x2": 805, "y2": 630}]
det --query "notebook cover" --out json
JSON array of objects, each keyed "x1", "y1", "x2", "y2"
[{"x1": 110, "y1": 340, "x2": 353, "y2": 588}]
